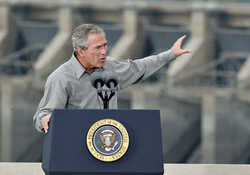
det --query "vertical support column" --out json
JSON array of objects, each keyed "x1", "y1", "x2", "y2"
[
  {"x1": 189, "y1": 4, "x2": 215, "y2": 63},
  {"x1": 190, "y1": 11, "x2": 208, "y2": 38},
  {"x1": 201, "y1": 94, "x2": 250, "y2": 163},
  {"x1": 110, "y1": 4, "x2": 145, "y2": 59},
  {"x1": 58, "y1": 7, "x2": 74, "y2": 33},
  {"x1": 167, "y1": 3, "x2": 216, "y2": 85},
  {"x1": 0, "y1": 4, "x2": 17, "y2": 57},
  {"x1": 34, "y1": 6, "x2": 74, "y2": 82},
  {"x1": 131, "y1": 88, "x2": 146, "y2": 109},
  {"x1": 131, "y1": 85, "x2": 159, "y2": 109},
  {"x1": 238, "y1": 55, "x2": 250, "y2": 89},
  {"x1": 131, "y1": 87, "x2": 150, "y2": 109},
  {"x1": 201, "y1": 94, "x2": 216, "y2": 163},
  {"x1": 0, "y1": 78, "x2": 13, "y2": 161}
]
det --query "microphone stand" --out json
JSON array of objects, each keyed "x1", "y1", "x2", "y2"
[
  {"x1": 97, "y1": 89, "x2": 116, "y2": 109},
  {"x1": 90, "y1": 70, "x2": 118, "y2": 109}
]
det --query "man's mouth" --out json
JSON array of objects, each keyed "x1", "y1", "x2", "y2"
[{"x1": 100, "y1": 57, "x2": 106, "y2": 62}]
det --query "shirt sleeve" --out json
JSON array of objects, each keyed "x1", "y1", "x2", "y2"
[
  {"x1": 112, "y1": 49, "x2": 176, "y2": 89},
  {"x1": 33, "y1": 75, "x2": 68, "y2": 132}
]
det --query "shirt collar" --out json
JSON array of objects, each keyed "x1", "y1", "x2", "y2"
[
  {"x1": 70, "y1": 53, "x2": 87, "y2": 79},
  {"x1": 70, "y1": 53, "x2": 106, "y2": 79}
]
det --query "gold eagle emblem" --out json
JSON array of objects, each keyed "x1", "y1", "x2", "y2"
[
  {"x1": 86, "y1": 119, "x2": 129, "y2": 162},
  {"x1": 99, "y1": 130, "x2": 118, "y2": 151}
]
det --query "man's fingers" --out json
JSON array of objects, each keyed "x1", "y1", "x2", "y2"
[
  {"x1": 178, "y1": 35, "x2": 186, "y2": 43},
  {"x1": 175, "y1": 35, "x2": 186, "y2": 48},
  {"x1": 179, "y1": 35, "x2": 186, "y2": 41},
  {"x1": 42, "y1": 120, "x2": 49, "y2": 133},
  {"x1": 171, "y1": 35, "x2": 190, "y2": 57},
  {"x1": 44, "y1": 126, "x2": 48, "y2": 134},
  {"x1": 182, "y1": 49, "x2": 191, "y2": 54},
  {"x1": 42, "y1": 114, "x2": 51, "y2": 134}
]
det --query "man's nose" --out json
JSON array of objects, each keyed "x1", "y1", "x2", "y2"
[{"x1": 100, "y1": 46, "x2": 107, "y2": 55}]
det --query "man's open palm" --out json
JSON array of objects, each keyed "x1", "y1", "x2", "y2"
[{"x1": 171, "y1": 35, "x2": 191, "y2": 57}]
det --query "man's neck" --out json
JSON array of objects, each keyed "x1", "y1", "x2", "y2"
[{"x1": 76, "y1": 54, "x2": 94, "y2": 73}]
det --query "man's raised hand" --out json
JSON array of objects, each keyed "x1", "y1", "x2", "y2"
[{"x1": 171, "y1": 35, "x2": 191, "y2": 57}]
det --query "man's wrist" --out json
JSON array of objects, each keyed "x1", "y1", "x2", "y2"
[{"x1": 158, "y1": 49, "x2": 177, "y2": 62}]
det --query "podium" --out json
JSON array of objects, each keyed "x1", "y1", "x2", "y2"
[{"x1": 42, "y1": 109, "x2": 164, "y2": 175}]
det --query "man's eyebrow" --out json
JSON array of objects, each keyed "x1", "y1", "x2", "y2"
[{"x1": 95, "y1": 42, "x2": 107, "y2": 48}]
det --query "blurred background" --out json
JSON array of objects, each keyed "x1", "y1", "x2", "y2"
[{"x1": 0, "y1": 0, "x2": 250, "y2": 164}]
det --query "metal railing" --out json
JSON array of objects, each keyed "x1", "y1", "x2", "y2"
[{"x1": 168, "y1": 52, "x2": 249, "y2": 88}]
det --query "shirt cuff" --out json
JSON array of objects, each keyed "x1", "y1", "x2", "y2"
[
  {"x1": 158, "y1": 49, "x2": 176, "y2": 63},
  {"x1": 38, "y1": 111, "x2": 51, "y2": 132}
]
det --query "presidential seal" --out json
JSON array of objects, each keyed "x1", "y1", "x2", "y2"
[{"x1": 86, "y1": 119, "x2": 129, "y2": 162}]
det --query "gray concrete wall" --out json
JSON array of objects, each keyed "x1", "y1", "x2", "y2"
[
  {"x1": 167, "y1": 9, "x2": 215, "y2": 85},
  {"x1": 202, "y1": 94, "x2": 250, "y2": 163},
  {"x1": 0, "y1": 5, "x2": 17, "y2": 57},
  {"x1": 0, "y1": 77, "x2": 43, "y2": 162},
  {"x1": 238, "y1": 54, "x2": 250, "y2": 89},
  {"x1": 1, "y1": 163, "x2": 250, "y2": 175},
  {"x1": 0, "y1": 78, "x2": 13, "y2": 161},
  {"x1": 1, "y1": 0, "x2": 250, "y2": 164},
  {"x1": 129, "y1": 84, "x2": 200, "y2": 163},
  {"x1": 109, "y1": 7, "x2": 145, "y2": 59},
  {"x1": 34, "y1": 7, "x2": 73, "y2": 81}
]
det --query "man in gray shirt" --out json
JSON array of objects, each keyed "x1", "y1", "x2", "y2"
[{"x1": 33, "y1": 24, "x2": 190, "y2": 133}]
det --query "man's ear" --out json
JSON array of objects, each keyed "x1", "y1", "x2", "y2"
[{"x1": 77, "y1": 47, "x2": 85, "y2": 57}]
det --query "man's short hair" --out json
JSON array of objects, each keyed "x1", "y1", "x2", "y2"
[{"x1": 72, "y1": 24, "x2": 105, "y2": 51}]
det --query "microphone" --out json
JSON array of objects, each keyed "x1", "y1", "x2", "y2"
[
  {"x1": 90, "y1": 70, "x2": 105, "y2": 92},
  {"x1": 105, "y1": 72, "x2": 118, "y2": 92},
  {"x1": 107, "y1": 78, "x2": 118, "y2": 91},
  {"x1": 90, "y1": 69, "x2": 119, "y2": 109}
]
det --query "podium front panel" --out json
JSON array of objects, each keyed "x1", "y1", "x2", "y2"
[{"x1": 42, "y1": 109, "x2": 164, "y2": 175}]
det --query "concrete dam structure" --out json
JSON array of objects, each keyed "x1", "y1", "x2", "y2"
[{"x1": 1, "y1": 0, "x2": 250, "y2": 169}]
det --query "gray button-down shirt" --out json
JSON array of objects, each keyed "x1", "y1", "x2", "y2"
[{"x1": 33, "y1": 50, "x2": 176, "y2": 132}]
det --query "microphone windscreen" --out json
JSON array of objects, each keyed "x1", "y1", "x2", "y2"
[
  {"x1": 90, "y1": 69, "x2": 105, "y2": 88},
  {"x1": 105, "y1": 71, "x2": 119, "y2": 88}
]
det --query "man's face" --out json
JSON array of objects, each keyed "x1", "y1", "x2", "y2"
[{"x1": 79, "y1": 33, "x2": 107, "y2": 71}]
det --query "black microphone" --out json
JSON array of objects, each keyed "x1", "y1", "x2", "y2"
[
  {"x1": 106, "y1": 78, "x2": 118, "y2": 92},
  {"x1": 105, "y1": 72, "x2": 119, "y2": 92},
  {"x1": 90, "y1": 70, "x2": 105, "y2": 92},
  {"x1": 90, "y1": 70, "x2": 119, "y2": 109}
]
